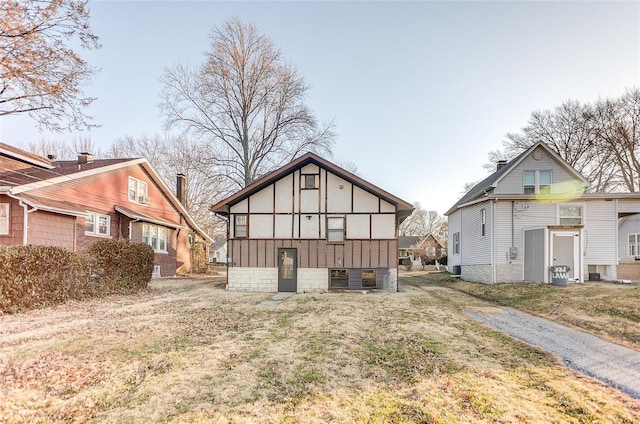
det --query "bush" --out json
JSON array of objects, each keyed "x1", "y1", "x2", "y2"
[
  {"x1": 88, "y1": 239, "x2": 154, "y2": 294},
  {"x1": 0, "y1": 245, "x2": 95, "y2": 313},
  {"x1": 0, "y1": 240, "x2": 154, "y2": 314}
]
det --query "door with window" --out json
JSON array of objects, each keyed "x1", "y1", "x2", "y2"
[
  {"x1": 278, "y1": 248, "x2": 297, "y2": 292},
  {"x1": 551, "y1": 231, "x2": 579, "y2": 280}
]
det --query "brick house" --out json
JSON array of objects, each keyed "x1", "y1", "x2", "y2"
[
  {"x1": 0, "y1": 143, "x2": 212, "y2": 276},
  {"x1": 210, "y1": 153, "x2": 414, "y2": 292}
]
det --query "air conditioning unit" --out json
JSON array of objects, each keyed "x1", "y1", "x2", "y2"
[{"x1": 138, "y1": 195, "x2": 149, "y2": 204}]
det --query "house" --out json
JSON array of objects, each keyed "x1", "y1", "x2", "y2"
[
  {"x1": 445, "y1": 141, "x2": 640, "y2": 284},
  {"x1": 415, "y1": 233, "x2": 445, "y2": 260},
  {"x1": 209, "y1": 239, "x2": 228, "y2": 264},
  {"x1": 398, "y1": 236, "x2": 421, "y2": 265},
  {"x1": 0, "y1": 143, "x2": 212, "y2": 277},
  {"x1": 210, "y1": 153, "x2": 414, "y2": 292}
]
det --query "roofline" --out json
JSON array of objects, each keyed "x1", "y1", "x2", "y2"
[
  {"x1": 446, "y1": 192, "x2": 640, "y2": 215},
  {"x1": 0, "y1": 142, "x2": 55, "y2": 169},
  {"x1": 492, "y1": 141, "x2": 589, "y2": 188},
  {"x1": 10, "y1": 194, "x2": 88, "y2": 217},
  {"x1": 11, "y1": 158, "x2": 147, "y2": 194},
  {"x1": 210, "y1": 153, "x2": 414, "y2": 215},
  {"x1": 114, "y1": 206, "x2": 186, "y2": 229}
]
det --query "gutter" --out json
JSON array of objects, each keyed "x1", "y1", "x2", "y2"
[{"x1": 6, "y1": 193, "x2": 38, "y2": 245}]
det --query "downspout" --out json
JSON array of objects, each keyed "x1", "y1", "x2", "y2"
[{"x1": 7, "y1": 193, "x2": 37, "y2": 245}]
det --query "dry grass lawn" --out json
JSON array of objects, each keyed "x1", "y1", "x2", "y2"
[
  {"x1": 1, "y1": 271, "x2": 639, "y2": 423},
  {"x1": 421, "y1": 273, "x2": 640, "y2": 351}
]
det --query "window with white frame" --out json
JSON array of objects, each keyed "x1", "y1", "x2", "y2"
[
  {"x1": 629, "y1": 234, "x2": 640, "y2": 257},
  {"x1": 84, "y1": 212, "x2": 110, "y2": 236},
  {"x1": 128, "y1": 176, "x2": 149, "y2": 204},
  {"x1": 234, "y1": 214, "x2": 248, "y2": 238},
  {"x1": 142, "y1": 223, "x2": 168, "y2": 252},
  {"x1": 327, "y1": 216, "x2": 345, "y2": 243},
  {"x1": 523, "y1": 170, "x2": 552, "y2": 194},
  {"x1": 480, "y1": 209, "x2": 486, "y2": 237},
  {"x1": 559, "y1": 205, "x2": 583, "y2": 225},
  {"x1": 453, "y1": 232, "x2": 460, "y2": 255},
  {"x1": 0, "y1": 203, "x2": 8, "y2": 235}
]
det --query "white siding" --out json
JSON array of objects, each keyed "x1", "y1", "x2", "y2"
[
  {"x1": 618, "y1": 213, "x2": 640, "y2": 261},
  {"x1": 353, "y1": 186, "x2": 378, "y2": 213},
  {"x1": 326, "y1": 173, "x2": 351, "y2": 213},
  {"x1": 250, "y1": 215, "x2": 273, "y2": 238},
  {"x1": 447, "y1": 209, "x2": 461, "y2": 267},
  {"x1": 460, "y1": 201, "x2": 491, "y2": 265},
  {"x1": 230, "y1": 198, "x2": 248, "y2": 214},
  {"x1": 372, "y1": 214, "x2": 396, "y2": 239},
  {"x1": 274, "y1": 215, "x2": 293, "y2": 238},
  {"x1": 381, "y1": 200, "x2": 394, "y2": 213},
  {"x1": 301, "y1": 164, "x2": 319, "y2": 174},
  {"x1": 275, "y1": 175, "x2": 293, "y2": 213},
  {"x1": 300, "y1": 189, "x2": 319, "y2": 213},
  {"x1": 584, "y1": 200, "x2": 617, "y2": 264},
  {"x1": 249, "y1": 185, "x2": 273, "y2": 213},
  {"x1": 347, "y1": 214, "x2": 370, "y2": 239},
  {"x1": 494, "y1": 147, "x2": 580, "y2": 195},
  {"x1": 618, "y1": 199, "x2": 640, "y2": 214},
  {"x1": 300, "y1": 214, "x2": 320, "y2": 238}
]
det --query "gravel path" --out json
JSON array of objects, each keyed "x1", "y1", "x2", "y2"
[{"x1": 466, "y1": 307, "x2": 640, "y2": 400}]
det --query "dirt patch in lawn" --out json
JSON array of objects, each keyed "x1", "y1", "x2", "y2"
[{"x1": 1, "y1": 274, "x2": 639, "y2": 423}]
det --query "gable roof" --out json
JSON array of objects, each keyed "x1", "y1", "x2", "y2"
[
  {"x1": 445, "y1": 142, "x2": 589, "y2": 215},
  {"x1": 398, "y1": 236, "x2": 421, "y2": 249},
  {"x1": 210, "y1": 152, "x2": 414, "y2": 219},
  {"x1": 1, "y1": 143, "x2": 212, "y2": 243}
]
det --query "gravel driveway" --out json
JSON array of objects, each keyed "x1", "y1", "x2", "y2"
[{"x1": 466, "y1": 307, "x2": 640, "y2": 400}]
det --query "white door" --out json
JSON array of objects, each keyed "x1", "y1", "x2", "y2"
[{"x1": 551, "y1": 232, "x2": 579, "y2": 280}]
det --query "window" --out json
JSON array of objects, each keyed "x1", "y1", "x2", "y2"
[
  {"x1": 453, "y1": 232, "x2": 460, "y2": 255},
  {"x1": 523, "y1": 171, "x2": 535, "y2": 194},
  {"x1": 152, "y1": 265, "x2": 161, "y2": 278},
  {"x1": 235, "y1": 214, "x2": 248, "y2": 238},
  {"x1": 327, "y1": 217, "x2": 345, "y2": 242},
  {"x1": 629, "y1": 234, "x2": 639, "y2": 257},
  {"x1": 559, "y1": 205, "x2": 583, "y2": 225},
  {"x1": 523, "y1": 170, "x2": 552, "y2": 194},
  {"x1": 362, "y1": 269, "x2": 377, "y2": 288},
  {"x1": 142, "y1": 223, "x2": 168, "y2": 252},
  {"x1": 480, "y1": 209, "x2": 486, "y2": 237},
  {"x1": 85, "y1": 212, "x2": 110, "y2": 236},
  {"x1": 0, "y1": 203, "x2": 8, "y2": 235},
  {"x1": 330, "y1": 269, "x2": 349, "y2": 288},
  {"x1": 128, "y1": 176, "x2": 149, "y2": 204},
  {"x1": 302, "y1": 174, "x2": 317, "y2": 189},
  {"x1": 539, "y1": 171, "x2": 552, "y2": 194}
]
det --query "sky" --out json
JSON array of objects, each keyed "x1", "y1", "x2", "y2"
[{"x1": 1, "y1": 0, "x2": 639, "y2": 215}]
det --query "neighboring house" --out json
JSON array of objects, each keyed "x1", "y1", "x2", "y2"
[
  {"x1": 210, "y1": 153, "x2": 414, "y2": 292},
  {"x1": 209, "y1": 239, "x2": 228, "y2": 264},
  {"x1": 445, "y1": 141, "x2": 640, "y2": 284},
  {"x1": 0, "y1": 143, "x2": 212, "y2": 277},
  {"x1": 415, "y1": 233, "x2": 445, "y2": 260},
  {"x1": 398, "y1": 236, "x2": 421, "y2": 265}
]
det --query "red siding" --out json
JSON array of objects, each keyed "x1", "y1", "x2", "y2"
[
  {"x1": 28, "y1": 211, "x2": 75, "y2": 250},
  {"x1": 0, "y1": 195, "x2": 24, "y2": 245}
]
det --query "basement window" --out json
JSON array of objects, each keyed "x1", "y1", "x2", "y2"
[{"x1": 329, "y1": 269, "x2": 349, "y2": 288}]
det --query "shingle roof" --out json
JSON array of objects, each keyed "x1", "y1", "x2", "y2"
[{"x1": 398, "y1": 236, "x2": 421, "y2": 249}]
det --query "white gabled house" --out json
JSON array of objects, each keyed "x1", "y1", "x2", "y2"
[
  {"x1": 445, "y1": 141, "x2": 640, "y2": 284},
  {"x1": 210, "y1": 153, "x2": 414, "y2": 292}
]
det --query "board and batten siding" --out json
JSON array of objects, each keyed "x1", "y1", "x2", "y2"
[
  {"x1": 583, "y1": 200, "x2": 618, "y2": 265},
  {"x1": 494, "y1": 146, "x2": 578, "y2": 195},
  {"x1": 460, "y1": 200, "x2": 491, "y2": 265},
  {"x1": 227, "y1": 165, "x2": 398, "y2": 271}
]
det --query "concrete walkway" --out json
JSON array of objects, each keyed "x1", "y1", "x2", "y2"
[
  {"x1": 257, "y1": 292, "x2": 296, "y2": 307},
  {"x1": 466, "y1": 307, "x2": 640, "y2": 400}
]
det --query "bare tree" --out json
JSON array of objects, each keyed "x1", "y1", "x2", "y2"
[
  {"x1": 593, "y1": 88, "x2": 640, "y2": 192},
  {"x1": 399, "y1": 202, "x2": 445, "y2": 238},
  {"x1": 160, "y1": 18, "x2": 334, "y2": 189},
  {"x1": 18, "y1": 134, "x2": 102, "y2": 159},
  {"x1": 486, "y1": 100, "x2": 618, "y2": 192},
  {"x1": 0, "y1": 0, "x2": 100, "y2": 131},
  {"x1": 109, "y1": 134, "x2": 228, "y2": 237}
]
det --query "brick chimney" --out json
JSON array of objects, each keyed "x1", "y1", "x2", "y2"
[
  {"x1": 496, "y1": 160, "x2": 507, "y2": 171},
  {"x1": 176, "y1": 173, "x2": 186, "y2": 204},
  {"x1": 78, "y1": 152, "x2": 93, "y2": 164}
]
